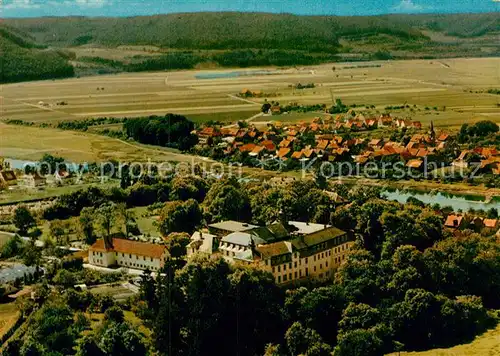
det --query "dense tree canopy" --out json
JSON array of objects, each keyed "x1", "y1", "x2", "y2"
[
  {"x1": 0, "y1": 27, "x2": 74, "y2": 83},
  {"x1": 13, "y1": 206, "x2": 36, "y2": 235},
  {"x1": 123, "y1": 114, "x2": 198, "y2": 151},
  {"x1": 158, "y1": 199, "x2": 203, "y2": 235},
  {"x1": 203, "y1": 178, "x2": 252, "y2": 223}
]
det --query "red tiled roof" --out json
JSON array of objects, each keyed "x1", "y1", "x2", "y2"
[
  {"x1": 411, "y1": 134, "x2": 425, "y2": 142},
  {"x1": 261, "y1": 140, "x2": 276, "y2": 151},
  {"x1": 239, "y1": 143, "x2": 257, "y2": 152},
  {"x1": 90, "y1": 238, "x2": 166, "y2": 258},
  {"x1": 316, "y1": 140, "x2": 329, "y2": 150},
  {"x1": 483, "y1": 219, "x2": 498, "y2": 228},
  {"x1": 438, "y1": 133, "x2": 449, "y2": 141},
  {"x1": 406, "y1": 159, "x2": 423, "y2": 168},
  {"x1": 409, "y1": 148, "x2": 419, "y2": 157},
  {"x1": 445, "y1": 215, "x2": 463, "y2": 228},
  {"x1": 303, "y1": 148, "x2": 315, "y2": 158},
  {"x1": 199, "y1": 127, "x2": 219, "y2": 137},
  {"x1": 416, "y1": 149, "x2": 429, "y2": 157},
  {"x1": 279, "y1": 139, "x2": 291, "y2": 148},
  {"x1": 277, "y1": 148, "x2": 291, "y2": 158},
  {"x1": 250, "y1": 146, "x2": 265, "y2": 155}
]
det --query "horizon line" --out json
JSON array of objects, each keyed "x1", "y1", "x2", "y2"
[{"x1": 4, "y1": 9, "x2": 500, "y2": 20}]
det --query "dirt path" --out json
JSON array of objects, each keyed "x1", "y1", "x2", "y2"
[
  {"x1": 227, "y1": 94, "x2": 262, "y2": 106},
  {"x1": 222, "y1": 112, "x2": 264, "y2": 128},
  {"x1": 73, "y1": 103, "x2": 256, "y2": 116}
]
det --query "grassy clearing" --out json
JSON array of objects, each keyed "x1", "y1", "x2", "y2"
[
  {"x1": 0, "y1": 183, "x2": 117, "y2": 205},
  {"x1": 86, "y1": 311, "x2": 152, "y2": 340},
  {"x1": 89, "y1": 284, "x2": 137, "y2": 301},
  {"x1": 124, "y1": 311, "x2": 152, "y2": 338},
  {"x1": 0, "y1": 122, "x2": 209, "y2": 163},
  {"x1": 387, "y1": 323, "x2": 500, "y2": 356},
  {"x1": 0, "y1": 232, "x2": 13, "y2": 248},
  {"x1": 0, "y1": 302, "x2": 20, "y2": 339},
  {"x1": 131, "y1": 207, "x2": 159, "y2": 236}
]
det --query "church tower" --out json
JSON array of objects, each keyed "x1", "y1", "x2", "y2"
[{"x1": 430, "y1": 121, "x2": 436, "y2": 143}]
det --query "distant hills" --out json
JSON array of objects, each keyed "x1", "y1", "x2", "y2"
[
  {"x1": 2, "y1": 12, "x2": 499, "y2": 83},
  {"x1": 0, "y1": 25, "x2": 74, "y2": 83},
  {"x1": 5, "y1": 12, "x2": 499, "y2": 49}
]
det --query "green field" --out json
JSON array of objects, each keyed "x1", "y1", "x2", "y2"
[{"x1": 130, "y1": 206, "x2": 160, "y2": 237}]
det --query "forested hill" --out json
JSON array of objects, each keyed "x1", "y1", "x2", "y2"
[
  {"x1": 5, "y1": 12, "x2": 499, "y2": 50},
  {"x1": 0, "y1": 25, "x2": 74, "y2": 83},
  {"x1": 2, "y1": 12, "x2": 499, "y2": 83}
]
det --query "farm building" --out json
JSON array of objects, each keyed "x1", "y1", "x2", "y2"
[
  {"x1": 20, "y1": 173, "x2": 46, "y2": 188},
  {"x1": 88, "y1": 237, "x2": 169, "y2": 271},
  {"x1": 0, "y1": 170, "x2": 18, "y2": 187}
]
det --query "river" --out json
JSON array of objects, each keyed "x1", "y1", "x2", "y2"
[
  {"x1": 5, "y1": 158, "x2": 85, "y2": 172},
  {"x1": 383, "y1": 188, "x2": 500, "y2": 212}
]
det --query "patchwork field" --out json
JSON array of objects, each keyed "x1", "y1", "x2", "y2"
[
  {"x1": 1, "y1": 58, "x2": 499, "y2": 164},
  {"x1": 1, "y1": 58, "x2": 498, "y2": 127}
]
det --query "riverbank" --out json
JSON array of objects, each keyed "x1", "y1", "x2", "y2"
[{"x1": 334, "y1": 177, "x2": 500, "y2": 202}]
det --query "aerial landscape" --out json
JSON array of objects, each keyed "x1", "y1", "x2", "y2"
[{"x1": 0, "y1": 1, "x2": 499, "y2": 355}]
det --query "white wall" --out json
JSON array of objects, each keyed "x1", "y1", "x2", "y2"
[{"x1": 89, "y1": 250, "x2": 164, "y2": 271}]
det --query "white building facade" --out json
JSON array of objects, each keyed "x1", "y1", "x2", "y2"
[{"x1": 89, "y1": 238, "x2": 168, "y2": 271}]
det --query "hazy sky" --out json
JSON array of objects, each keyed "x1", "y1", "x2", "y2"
[{"x1": 2, "y1": 0, "x2": 499, "y2": 18}]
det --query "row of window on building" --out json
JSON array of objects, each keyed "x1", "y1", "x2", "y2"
[
  {"x1": 276, "y1": 269, "x2": 332, "y2": 283},
  {"x1": 272, "y1": 248, "x2": 336, "y2": 274},
  {"x1": 116, "y1": 260, "x2": 159, "y2": 270},
  {"x1": 91, "y1": 251, "x2": 156, "y2": 263}
]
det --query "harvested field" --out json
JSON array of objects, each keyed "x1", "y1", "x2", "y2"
[
  {"x1": 1, "y1": 57, "x2": 499, "y2": 165},
  {"x1": 1, "y1": 58, "x2": 498, "y2": 126},
  {"x1": 0, "y1": 302, "x2": 20, "y2": 340}
]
